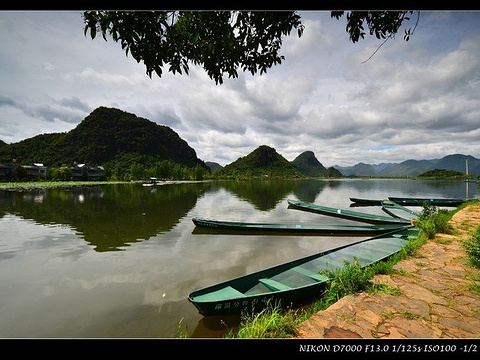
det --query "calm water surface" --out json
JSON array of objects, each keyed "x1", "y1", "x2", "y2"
[{"x1": 0, "y1": 179, "x2": 477, "y2": 338}]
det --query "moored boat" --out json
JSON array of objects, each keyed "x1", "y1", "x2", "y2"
[
  {"x1": 188, "y1": 228, "x2": 416, "y2": 317},
  {"x1": 388, "y1": 197, "x2": 465, "y2": 207},
  {"x1": 349, "y1": 198, "x2": 383, "y2": 206},
  {"x1": 287, "y1": 199, "x2": 412, "y2": 225},
  {"x1": 381, "y1": 200, "x2": 419, "y2": 220},
  {"x1": 192, "y1": 217, "x2": 412, "y2": 236}
]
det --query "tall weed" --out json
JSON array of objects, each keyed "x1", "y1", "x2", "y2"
[
  {"x1": 416, "y1": 204, "x2": 454, "y2": 238},
  {"x1": 463, "y1": 226, "x2": 480, "y2": 268}
]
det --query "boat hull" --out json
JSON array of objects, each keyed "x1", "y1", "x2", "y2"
[
  {"x1": 192, "y1": 218, "x2": 411, "y2": 236},
  {"x1": 287, "y1": 199, "x2": 411, "y2": 225},
  {"x1": 381, "y1": 200, "x2": 418, "y2": 220},
  {"x1": 188, "y1": 229, "x2": 415, "y2": 317},
  {"x1": 189, "y1": 282, "x2": 326, "y2": 317},
  {"x1": 349, "y1": 198, "x2": 383, "y2": 206},
  {"x1": 388, "y1": 197, "x2": 465, "y2": 207}
]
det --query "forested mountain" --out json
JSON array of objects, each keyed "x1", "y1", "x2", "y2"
[
  {"x1": 291, "y1": 151, "x2": 342, "y2": 177},
  {"x1": 0, "y1": 107, "x2": 208, "y2": 177},
  {"x1": 215, "y1": 145, "x2": 302, "y2": 178}
]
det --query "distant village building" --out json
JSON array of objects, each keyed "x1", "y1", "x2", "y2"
[
  {"x1": 1, "y1": 160, "x2": 104, "y2": 182},
  {"x1": 0, "y1": 163, "x2": 14, "y2": 182},
  {"x1": 22, "y1": 163, "x2": 47, "y2": 181},
  {"x1": 71, "y1": 163, "x2": 104, "y2": 181}
]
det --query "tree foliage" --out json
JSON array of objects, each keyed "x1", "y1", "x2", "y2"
[
  {"x1": 83, "y1": 11, "x2": 304, "y2": 84},
  {"x1": 331, "y1": 11, "x2": 418, "y2": 43},
  {"x1": 83, "y1": 11, "x2": 418, "y2": 84}
]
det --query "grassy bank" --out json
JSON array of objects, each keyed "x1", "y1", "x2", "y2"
[
  {"x1": 0, "y1": 180, "x2": 131, "y2": 191},
  {"x1": 220, "y1": 201, "x2": 480, "y2": 339}
]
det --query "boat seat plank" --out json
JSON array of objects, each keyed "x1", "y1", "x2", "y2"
[
  {"x1": 292, "y1": 266, "x2": 329, "y2": 282},
  {"x1": 193, "y1": 286, "x2": 246, "y2": 301},
  {"x1": 259, "y1": 278, "x2": 291, "y2": 291}
]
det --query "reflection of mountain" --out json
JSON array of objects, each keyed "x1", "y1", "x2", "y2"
[
  {"x1": 219, "y1": 180, "x2": 298, "y2": 211},
  {"x1": 291, "y1": 179, "x2": 330, "y2": 203},
  {"x1": 0, "y1": 183, "x2": 210, "y2": 252}
]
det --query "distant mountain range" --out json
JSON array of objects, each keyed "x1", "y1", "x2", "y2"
[
  {"x1": 206, "y1": 148, "x2": 342, "y2": 178},
  {"x1": 334, "y1": 154, "x2": 480, "y2": 177},
  {"x1": 1, "y1": 106, "x2": 477, "y2": 179}
]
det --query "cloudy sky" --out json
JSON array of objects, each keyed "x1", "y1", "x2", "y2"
[{"x1": 0, "y1": 10, "x2": 479, "y2": 167}]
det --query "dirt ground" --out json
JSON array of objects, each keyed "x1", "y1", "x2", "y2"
[{"x1": 294, "y1": 201, "x2": 480, "y2": 338}]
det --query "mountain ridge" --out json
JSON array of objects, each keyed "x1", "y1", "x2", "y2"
[
  {"x1": 215, "y1": 145, "x2": 303, "y2": 178},
  {"x1": 334, "y1": 154, "x2": 479, "y2": 177},
  {"x1": 1, "y1": 106, "x2": 477, "y2": 179},
  {"x1": 0, "y1": 106, "x2": 208, "y2": 175}
]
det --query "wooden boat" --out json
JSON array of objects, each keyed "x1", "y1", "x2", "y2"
[
  {"x1": 287, "y1": 199, "x2": 412, "y2": 225},
  {"x1": 349, "y1": 198, "x2": 383, "y2": 206},
  {"x1": 188, "y1": 228, "x2": 416, "y2": 317},
  {"x1": 381, "y1": 200, "x2": 418, "y2": 220},
  {"x1": 388, "y1": 197, "x2": 465, "y2": 207},
  {"x1": 192, "y1": 218, "x2": 412, "y2": 236}
]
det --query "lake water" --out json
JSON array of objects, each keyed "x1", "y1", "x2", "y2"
[{"x1": 0, "y1": 178, "x2": 477, "y2": 338}]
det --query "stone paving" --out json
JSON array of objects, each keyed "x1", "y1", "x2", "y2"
[{"x1": 294, "y1": 202, "x2": 480, "y2": 339}]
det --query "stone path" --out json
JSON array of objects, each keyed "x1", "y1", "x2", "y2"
[{"x1": 294, "y1": 202, "x2": 480, "y2": 338}]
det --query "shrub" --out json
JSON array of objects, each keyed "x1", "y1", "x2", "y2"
[
  {"x1": 416, "y1": 204, "x2": 453, "y2": 239},
  {"x1": 463, "y1": 226, "x2": 480, "y2": 268}
]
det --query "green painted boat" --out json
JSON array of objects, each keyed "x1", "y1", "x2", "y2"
[
  {"x1": 388, "y1": 197, "x2": 465, "y2": 207},
  {"x1": 287, "y1": 199, "x2": 412, "y2": 225},
  {"x1": 188, "y1": 228, "x2": 416, "y2": 316},
  {"x1": 192, "y1": 218, "x2": 412, "y2": 236},
  {"x1": 349, "y1": 198, "x2": 383, "y2": 206},
  {"x1": 381, "y1": 200, "x2": 419, "y2": 220}
]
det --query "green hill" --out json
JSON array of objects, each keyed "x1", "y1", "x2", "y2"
[
  {"x1": 0, "y1": 107, "x2": 208, "y2": 178},
  {"x1": 418, "y1": 168, "x2": 466, "y2": 179},
  {"x1": 215, "y1": 145, "x2": 302, "y2": 179},
  {"x1": 292, "y1": 151, "x2": 342, "y2": 177}
]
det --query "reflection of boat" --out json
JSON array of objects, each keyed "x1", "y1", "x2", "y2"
[
  {"x1": 192, "y1": 218, "x2": 412, "y2": 236},
  {"x1": 287, "y1": 199, "x2": 411, "y2": 225},
  {"x1": 381, "y1": 200, "x2": 418, "y2": 220},
  {"x1": 387, "y1": 197, "x2": 465, "y2": 207},
  {"x1": 349, "y1": 198, "x2": 383, "y2": 206},
  {"x1": 188, "y1": 228, "x2": 415, "y2": 317}
]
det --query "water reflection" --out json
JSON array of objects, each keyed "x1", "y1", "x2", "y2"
[
  {"x1": 219, "y1": 180, "x2": 298, "y2": 211},
  {"x1": 0, "y1": 183, "x2": 211, "y2": 252},
  {"x1": 291, "y1": 179, "x2": 332, "y2": 203},
  {"x1": 0, "y1": 179, "x2": 478, "y2": 338},
  {"x1": 0, "y1": 179, "x2": 476, "y2": 253}
]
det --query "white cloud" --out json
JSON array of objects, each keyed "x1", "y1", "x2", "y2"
[{"x1": 0, "y1": 11, "x2": 479, "y2": 167}]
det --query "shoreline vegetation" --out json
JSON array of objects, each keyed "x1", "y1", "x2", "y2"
[
  {"x1": 0, "y1": 180, "x2": 131, "y2": 191},
  {"x1": 0, "y1": 172, "x2": 477, "y2": 191},
  {"x1": 212, "y1": 201, "x2": 480, "y2": 339}
]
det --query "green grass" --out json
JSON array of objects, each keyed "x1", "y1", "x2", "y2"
[
  {"x1": 462, "y1": 225, "x2": 480, "y2": 269},
  {"x1": 225, "y1": 301, "x2": 299, "y2": 338},
  {"x1": 224, "y1": 204, "x2": 464, "y2": 339},
  {"x1": 415, "y1": 203, "x2": 455, "y2": 239}
]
